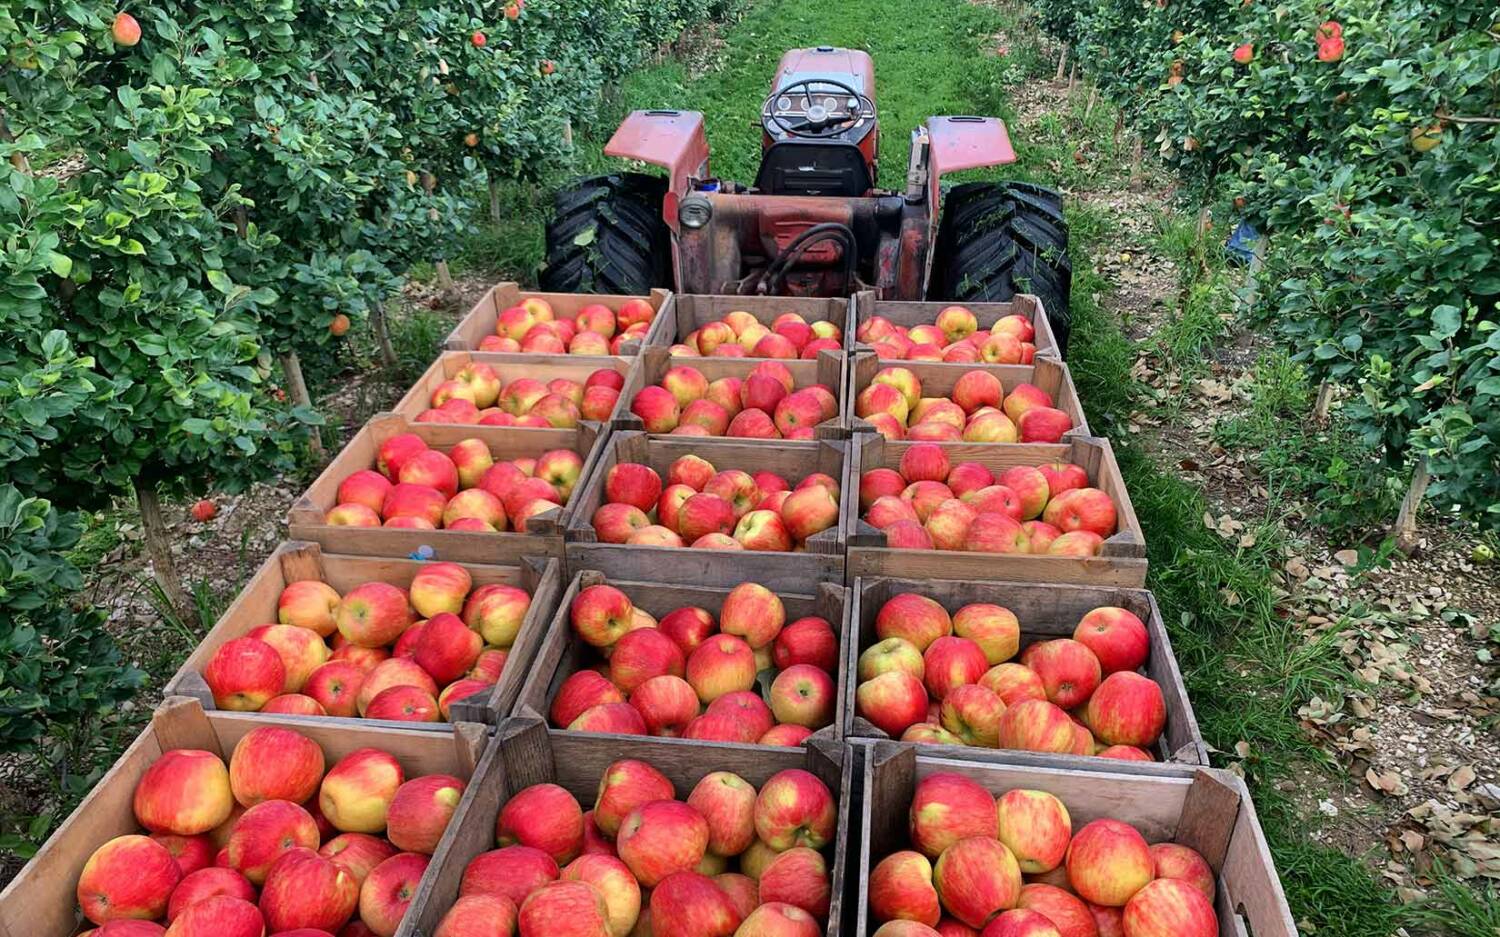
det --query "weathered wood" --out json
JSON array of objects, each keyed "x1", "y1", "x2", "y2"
[
  {"x1": 391, "y1": 351, "x2": 637, "y2": 428},
  {"x1": 399, "y1": 726, "x2": 852, "y2": 937},
  {"x1": 515, "y1": 570, "x2": 849, "y2": 750},
  {"x1": 563, "y1": 431, "x2": 848, "y2": 586},
  {"x1": 843, "y1": 576, "x2": 1206, "y2": 771},
  {"x1": 287, "y1": 412, "x2": 610, "y2": 562},
  {"x1": 843, "y1": 433, "x2": 1149, "y2": 586},
  {"x1": 651, "y1": 294, "x2": 852, "y2": 355},
  {"x1": 845, "y1": 351, "x2": 1089, "y2": 439},
  {"x1": 616, "y1": 345, "x2": 850, "y2": 439},
  {"x1": 0, "y1": 699, "x2": 484, "y2": 937},
  {"x1": 443, "y1": 282, "x2": 672, "y2": 355},
  {"x1": 164, "y1": 542, "x2": 565, "y2": 728},
  {"x1": 849, "y1": 291, "x2": 1061, "y2": 361},
  {"x1": 855, "y1": 743, "x2": 1297, "y2": 937}
]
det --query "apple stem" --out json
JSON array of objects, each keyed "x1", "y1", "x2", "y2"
[{"x1": 134, "y1": 478, "x2": 191, "y2": 620}]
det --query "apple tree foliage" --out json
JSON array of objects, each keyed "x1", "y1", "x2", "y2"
[
  {"x1": 0, "y1": 0, "x2": 730, "y2": 752},
  {"x1": 1032, "y1": 0, "x2": 1500, "y2": 528}
]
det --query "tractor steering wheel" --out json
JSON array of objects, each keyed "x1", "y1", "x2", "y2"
[{"x1": 764, "y1": 77, "x2": 869, "y2": 139}]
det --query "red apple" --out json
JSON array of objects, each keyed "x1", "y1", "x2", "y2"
[
  {"x1": 229, "y1": 726, "x2": 324, "y2": 808},
  {"x1": 593, "y1": 759, "x2": 675, "y2": 837},
  {"x1": 932, "y1": 836, "x2": 1023, "y2": 929},
  {"x1": 616, "y1": 800, "x2": 709, "y2": 886},
  {"x1": 769, "y1": 664, "x2": 836, "y2": 728},
  {"x1": 996, "y1": 699, "x2": 1076, "y2": 754},
  {"x1": 648, "y1": 871, "x2": 742, "y2": 936},
  {"x1": 1121, "y1": 878, "x2": 1217, "y2": 937},
  {"x1": 686, "y1": 771, "x2": 758, "y2": 857},
  {"x1": 759, "y1": 846, "x2": 831, "y2": 919},
  {"x1": 459, "y1": 845, "x2": 559, "y2": 906},
  {"x1": 1025, "y1": 639, "x2": 1102, "y2": 709},
  {"x1": 995, "y1": 790, "x2": 1071, "y2": 874},
  {"x1": 753, "y1": 769, "x2": 835, "y2": 850},
  {"x1": 1083, "y1": 671, "x2": 1166, "y2": 748},
  {"x1": 909, "y1": 773, "x2": 997, "y2": 859},
  {"x1": 357, "y1": 851, "x2": 429, "y2": 936},
  {"x1": 77, "y1": 834, "x2": 182, "y2": 924},
  {"x1": 939, "y1": 683, "x2": 1006, "y2": 747},
  {"x1": 876, "y1": 593, "x2": 952, "y2": 652},
  {"x1": 772, "y1": 616, "x2": 838, "y2": 672},
  {"x1": 319, "y1": 748, "x2": 404, "y2": 834},
  {"x1": 1073, "y1": 607, "x2": 1149, "y2": 674},
  {"x1": 685, "y1": 634, "x2": 757, "y2": 702},
  {"x1": 203, "y1": 638, "x2": 286, "y2": 712},
  {"x1": 497, "y1": 782, "x2": 584, "y2": 865},
  {"x1": 433, "y1": 894, "x2": 520, "y2": 937},
  {"x1": 1065, "y1": 819, "x2": 1154, "y2": 907}
]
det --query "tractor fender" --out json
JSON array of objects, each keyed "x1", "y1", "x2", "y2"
[
  {"x1": 605, "y1": 109, "x2": 711, "y2": 232},
  {"x1": 925, "y1": 116, "x2": 1016, "y2": 208}
]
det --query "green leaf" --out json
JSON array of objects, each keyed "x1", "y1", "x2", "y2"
[{"x1": 47, "y1": 253, "x2": 72, "y2": 278}]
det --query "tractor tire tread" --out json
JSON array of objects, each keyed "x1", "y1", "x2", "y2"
[{"x1": 541, "y1": 173, "x2": 671, "y2": 295}]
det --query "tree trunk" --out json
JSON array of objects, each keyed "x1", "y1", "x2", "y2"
[
  {"x1": 488, "y1": 175, "x2": 503, "y2": 225},
  {"x1": 1113, "y1": 110, "x2": 1124, "y2": 148},
  {"x1": 1393, "y1": 458, "x2": 1430, "y2": 554},
  {"x1": 562, "y1": 118, "x2": 574, "y2": 148},
  {"x1": 1129, "y1": 136, "x2": 1143, "y2": 188},
  {"x1": 421, "y1": 171, "x2": 455, "y2": 290},
  {"x1": 371, "y1": 298, "x2": 398, "y2": 369},
  {"x1": 280, "y1": 350, "x2": 325, "y2": 460},
  {"x1": 1083, "y1": 86, "x2": 1098, "y2": 122},
  {"x1": 134, "y1": 479, "x2": 191, "y2": 621},
  {"x1": 1312, "y1": 382, "x2": 1334, "y2": 424},
  {"x1": 1068, "y1": 63, "x2": 1078, "y2": 92},
  {"x1": 1055, "y1": 46, "x2": 1068, "y2": 82}
]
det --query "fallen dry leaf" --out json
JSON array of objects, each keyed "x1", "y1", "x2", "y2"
[{"x1": 1447, "y1": 765, "x2": 1477, "y2": 792}]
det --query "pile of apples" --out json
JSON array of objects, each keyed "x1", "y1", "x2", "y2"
[
  {"x1": 860, "y1": 444, "x2": 1116, "y2": 556},
  {"x1": 554, "y1": 581, "x2": 838, "y2": 742},
  {"x1": 74, "y1": 725, "x2": 464, "y2": 936},
  {"x1": 200, "y1": 563, "x2": 531, "y2": 723},
  {"x1": 629, "y1": 360, "x2": 837, "y2": 438},
  {"x1": 416, "y1": 361, "x2": 623, "y2": 427},
  {"x1": 323, "y1": 433, "x2": 582, "y2": 534},
  {"x1": 475, "y1": 296, "x2": 657, "y2": 355},
  {"x1": 590, "y1": 456, "x2": 841, "y2": 552},
  {"x1": 667, "y1": 309, "x2": 843, "y2": 359},
  {"x1": 857, "y1": 305, "x2": 1040, "y2": 364},
  {"x1": 855, "y1": 365, "x2": 1073, "y2": 444},
  {"x1": 869, "y1": 772, "x2": 1218, "y2": 937},
  {"x1": 854, "y1": 593, "x2": 1165, "y2": 760},
  {"x1": 435, "y1": 760, "x2": 838, "y2": 937}
]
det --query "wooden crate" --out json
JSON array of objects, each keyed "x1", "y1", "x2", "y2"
[
  {"x1": 855, "y1": 741, "x2": 1297, "y2": 937},
  {"x1": 398, "y1": 718, "x2": 854, "y2": 937},
  {"x1": 850, "y1": 289, "x2": 1061, "y2": 359},
  {"x1": 0, "y1": 697, "x2": 487, "y2": 937},
  {"x1": 515, "y1": 568, "x2": 849, "y2": 748},
  {"x1": 163, "y1": 542, "x2": 563, "y2": 727},
  {"x1": 564, "y1": 431, "x2": 848, "y2": 590},
  {"x1": 288, "y1": 412, "x2": 608, "y2": 563},
  {"x1": 616, "y1": 345, "x2": 850, "y2": 439},
  {"x1": 843, "y1": 576, "x2": 1205, "y2": 770},
  {"x1": 843, "y1": 433, "x2": 1147, "y2": 587},
  {"x1": 650, "y1": 293, "x2": 851, "y2": 358},
  {"x1": 846, "y1": 351, "x2": 1089, "y2": 440},
  {"x1": 392, "y1": 351, "x2": 638, "y2": 428},
  {"x1": 443, "y1": 282, "x2": 672, "y2": 354}
]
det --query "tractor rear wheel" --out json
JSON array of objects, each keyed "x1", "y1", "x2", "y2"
[
  {"x1": 540, "y1": 173, "x2": 672, "y2": 295},
  {"x1": 929, "y1": 181, "x2": 1073, "y2": 355}
]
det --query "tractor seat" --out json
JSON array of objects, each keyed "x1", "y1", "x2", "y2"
[{"x1": 753, "y1": 142, "x2": 872, "y2": 197}]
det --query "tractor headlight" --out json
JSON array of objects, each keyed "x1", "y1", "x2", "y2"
[{"x1": 679, "y1": 194, "x2": 713, "y2": 230}]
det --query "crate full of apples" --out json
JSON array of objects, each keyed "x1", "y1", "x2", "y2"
[
  {"x1": 289, "y1": 413, "x2": 607, "y2": 563},
  {"x1": 394, "y1": 352, "x2": 634, "y2": 428},
  {"x1": 848, "y1": 355, "x2": 1087, "y2": 444},
  {"x1": 0, "y1": 698, "x2": 484, "y2": 937},
  {"x1": 850, "y1": 290, "x2": 1062, "y2": 361},
  {"x1": 165, "y1": 542, "x2": 562, "y2": 728},
  {"x1": 654, "y1": 294, "x2": 850, "y2": 360},
  {"x1": 855, "y1": 744, "x2": 1297, "y2": 937},
  {"x1": 516, "y1": 572, "x2": 848, "y2": 748},
  {"x1": 620, "y1": 347, "x2": 847, "y2": 439},
  {"x1": 397, "y1": 721, "x2": 850, "y2": 937},
  {"x1": 444, "y1": 282, "x2": 670, "y2": 356},
  {"x1": 565, "y1": 432, "x2": 847, "y2": 590},
  {"x1": 846, "y1": 435, "x2": 1147, "y2": 587},
  {"x1": 845, "y1": 577, "x2": 1204, "y2": 769}
]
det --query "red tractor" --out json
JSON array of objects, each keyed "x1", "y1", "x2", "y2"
[{"x1": 541, "y1": 46, "x2": 1073, "y2": 350}]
